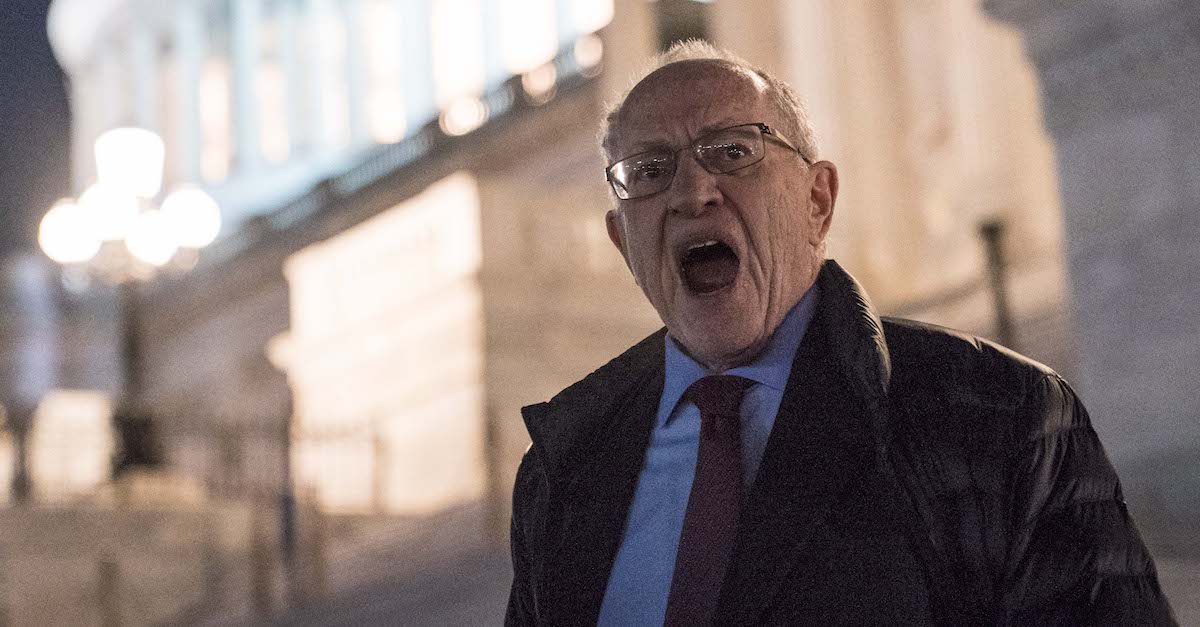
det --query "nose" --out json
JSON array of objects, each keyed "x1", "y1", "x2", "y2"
[{"x1": 667, "y1": 152, "x2": 722, "y2": 217}]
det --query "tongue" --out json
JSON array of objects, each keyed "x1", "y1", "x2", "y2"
[{"x1": 682, "y1": 247, "x2": 739, "y2": 294}]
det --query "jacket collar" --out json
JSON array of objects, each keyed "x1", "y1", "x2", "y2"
[
  {"x1": 520, "y1": 332, "x2": 666, "y2": 624},
  {"x1": 717, "y1": 261, "x2": 893, "y2": 623},
  {"x1": 520, "y1": 326, "x2": 666, "y2": 492},
  {"x1": 815, "y1": 258, "x2": 891, "y2": 402}
]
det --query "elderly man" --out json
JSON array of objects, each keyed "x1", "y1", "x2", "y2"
[{"x1": 506, "y1": 41, "x2": 1176, "y2": 626}]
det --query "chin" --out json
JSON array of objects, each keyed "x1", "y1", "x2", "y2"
[{"x1": 681, "y1": 325, "x2": 763, "y2": 372}]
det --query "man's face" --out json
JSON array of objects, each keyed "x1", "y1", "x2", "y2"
[{"x1": 605, "y1": 61, "x2": 837, "y2": 372}]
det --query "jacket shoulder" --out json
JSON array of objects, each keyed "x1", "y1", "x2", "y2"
[
  {"x1": 880, "y1": 320, "x2": 1177, "y2": 624},
  {"x1": 880, "y1": 317, "x2": 1082, "y2": 450}
]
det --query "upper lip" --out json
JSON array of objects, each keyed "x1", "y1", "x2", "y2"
[{"x1": 673, "y1": 231, "x2": 740, "y2": 268}]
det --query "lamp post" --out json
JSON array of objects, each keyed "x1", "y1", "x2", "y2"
[{"x1": 37, "y1": 126, "x2": 222, "y2": 478}]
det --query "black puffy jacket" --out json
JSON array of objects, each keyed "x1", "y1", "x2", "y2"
[{"x1": 507, "y1": 260, "x2": 1177, "y2": 625}]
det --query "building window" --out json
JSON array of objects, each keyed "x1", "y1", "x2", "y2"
[{"x1": 653, "y1": 0, "x2": 710, "y2": 50}]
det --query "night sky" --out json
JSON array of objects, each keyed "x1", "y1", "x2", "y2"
[{"x1": 0, "y1": 0, "x2": 70, "y2": 256}]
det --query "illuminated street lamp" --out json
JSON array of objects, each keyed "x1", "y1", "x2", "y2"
[
  {"x1": 38, "y1": 126, "x2": 222, "y2": 281},
  {"x1": 36, "y1": 126, "x2": 223, "y2": 478}
]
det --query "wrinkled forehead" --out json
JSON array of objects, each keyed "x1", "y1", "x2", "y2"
[{"x1": 608, "y1": 60, "x2": 769, "y2": 156}]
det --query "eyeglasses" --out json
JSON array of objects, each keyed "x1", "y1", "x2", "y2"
[{"x1": 604, "y1": 123, "x2": 812, "y2": 200}]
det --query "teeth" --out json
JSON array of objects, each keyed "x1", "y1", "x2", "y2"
[{"x1": 688, "y1": 240, "x2": 720, "y2": 251}]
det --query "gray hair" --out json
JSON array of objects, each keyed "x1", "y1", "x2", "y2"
[{"x1": 599, "y1": 39, "x2": 820, "y2": 163}]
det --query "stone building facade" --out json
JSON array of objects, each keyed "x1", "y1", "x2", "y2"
[{"x1": 40, "y1": 0, "x2": 1163, "y2": 542}]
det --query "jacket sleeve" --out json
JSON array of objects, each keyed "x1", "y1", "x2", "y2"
[
  {"x1": 999, "y1": 375, "x2": 1178, "y2": 626},
  {"x1": 505, "y1": 445, "x2": 544, "y2": 626}
]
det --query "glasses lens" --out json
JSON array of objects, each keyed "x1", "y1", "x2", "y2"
[
  {"x1": 611, "y1": 152, "x2": 675, "y2": 199},
  {"x1": 695, "y1": 126, "x2": 764, "y2": 173}
]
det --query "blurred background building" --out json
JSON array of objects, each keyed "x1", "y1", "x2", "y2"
[{"x1": 0, "y1": 0, "x2": 1195, "y2": 624}]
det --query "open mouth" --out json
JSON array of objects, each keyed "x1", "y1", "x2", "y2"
[{"x1": 680, "y1": 240, "x2": 740, "y2": 294}]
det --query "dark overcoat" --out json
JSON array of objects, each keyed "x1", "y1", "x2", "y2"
[{"x1": 506, "y1": 260, "x2": 1177, "y2": 626}]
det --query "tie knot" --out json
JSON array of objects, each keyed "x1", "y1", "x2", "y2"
[{"x1": 686, "y1": 375, "x2": 753, "y2": 417}]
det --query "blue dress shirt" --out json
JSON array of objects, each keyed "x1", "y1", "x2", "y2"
[{"x1": 598, "y1": 284, "x2": 821, "y2": 626}]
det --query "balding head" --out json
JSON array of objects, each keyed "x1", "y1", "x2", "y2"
[{"x1": 600, "y1": 40, "x2": 818, "y2": 165}]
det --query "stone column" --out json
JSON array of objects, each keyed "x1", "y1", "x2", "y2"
[
  {"x1": 128, "y1": 21, "x2": 159, "y2": 133},
  {"x1": 481, "y1": 0, "x2": 508, "y2": 92},
  {"x1": 278, "y1": 1, "x2": 305, "y2": 155},
  {"x1": 984, "y1": 0, "x2": 1200, "y2": 550},
  {"x1": 172, "y1": 1, "x2": 204, "y2": 183},
  {"x1": 342, "y1": 0, "x2": 370, "y2": 146},
  {"x1": 231, "y1": 0, "x2": 263, "y2": 172},
  {"x1": 299, "y1": 0, "x2": 327, "y2": 152},
  {"x1": 400, "y1": 0, "x2": 435, "y2": 134}
]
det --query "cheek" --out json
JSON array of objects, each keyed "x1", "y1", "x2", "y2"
[
  {"x1": 771, "y1": 187, "x2": 810, "y2": 242},
  {"x1": 626, "y1": 228, "x2": 658, "y2": 264},
  {"x1": 623, "y1": 212, "x2": 668, "y2": 267},
  {"x1": 620, "y1": 229, "x2": 665, "y2": 288}
]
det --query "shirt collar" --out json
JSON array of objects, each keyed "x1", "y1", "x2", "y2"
[{"x1": 658, "y1": 283, "x2": 821, "y2": 426}]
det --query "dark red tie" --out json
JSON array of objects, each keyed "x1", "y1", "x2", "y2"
[{"x1": 664, "y1": 375, "x2": 753, "y2": 627}]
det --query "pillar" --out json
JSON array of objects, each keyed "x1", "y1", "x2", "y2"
[
  {"x1": 172, "y1": 1, "x2": 205, "y2": 183},
  {"x1": 342, "y1": 0, "x2": 370, "y2": 145},
  {"x1": 231, "y1": 0, "x2": 263, "y2": 172},
  {"x1": 400, "y1": 0, "x2": 436, "y2": 133},
  {"x1": 276, "y1": 0, "x2": 306, "y2": 154},
  {"x1": 128, "y1": 22, "x2": 159, "y2": 133},
  {"x1": 984, "y1": 0, "x2": 1200, "y2": 551},
  {"x1": 481, "y1": 0, "x2": 508, "y2": 91}
]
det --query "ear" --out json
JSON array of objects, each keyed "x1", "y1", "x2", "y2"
[
  {"x1": 606, "y1": 209, "x2": 631, "y2": 265},
  {"x1": 606, "y1": 209, "x2": 638, "y2": 277},
  {"x1": 806, "y1": 160, "x2": 838, "y2": 244}
]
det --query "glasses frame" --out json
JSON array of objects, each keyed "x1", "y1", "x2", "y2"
[{"x1": 604, "y1": 122, "x2": 813, "y2": 200}]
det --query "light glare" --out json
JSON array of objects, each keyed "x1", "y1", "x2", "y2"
[
  {"x1": 125, "y1": 210, "x2": 179, "y2": 267},
  {"x1": 574, "y1": 34, "x2": 604, "y2": 70},
  {"x1": 78, "y1": 183, "x2": 139, "y2": 241},
  {"x1": 94, "y1": 127, "x2": 165, "y2": 198},
  {"x1": 522, "y1": 64, "x2": 558, "y2": 104},
  {"x1": 38, "y1": 199, "x2": 101, "y2": 264},
  {"x1": 161, "y1": 185, "x2": 222, "y2": 248},
  {"x1": 439, "y1": 98, "x2": 488, "y2": 136}
]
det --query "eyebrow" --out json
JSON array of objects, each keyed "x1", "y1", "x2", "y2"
[
  {"x1": 618, "y1": 119, "x2": 747, "y2": 156},
  {"x1": 696, "y1": 119, "x2": 746, "y2": 136}
]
